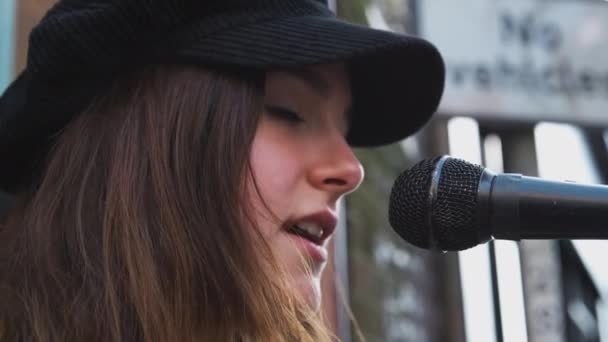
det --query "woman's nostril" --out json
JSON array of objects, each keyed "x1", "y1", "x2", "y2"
[{"x1": 324, "y1": 178, "x2": 348, "y2": 187}]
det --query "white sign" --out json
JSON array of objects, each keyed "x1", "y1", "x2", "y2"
[{"x1": 419, "y1": 0, "x2": 608, "y2": 126}]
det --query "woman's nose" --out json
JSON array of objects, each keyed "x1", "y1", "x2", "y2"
[{"x1": 308, "y1": 139, "x2": 364, "y2": 199}]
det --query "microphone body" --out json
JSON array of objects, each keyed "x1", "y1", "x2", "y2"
[
  {"x1": 480, "y1": 170, "x2": 608, "y2": 241},
  {"x1": 389, "y1": 156, "x2": 608, "y2": 251}
]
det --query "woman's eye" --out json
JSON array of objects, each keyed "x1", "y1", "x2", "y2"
[{"x1": 265, "y1": 105, "x2": 304, "y2": 123}]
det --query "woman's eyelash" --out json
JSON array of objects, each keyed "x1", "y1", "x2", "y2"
[{"x1": 265, "y1": 106, "x2": 304, "y2": 123}]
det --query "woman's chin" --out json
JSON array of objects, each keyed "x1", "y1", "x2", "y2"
[{"x1": 294, "y1": 274, "x2": 323, "y2": 311}]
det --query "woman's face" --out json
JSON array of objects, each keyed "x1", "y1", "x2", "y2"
[{"x1": 249, "y1": 62, "x2": 364, "y2": 310}]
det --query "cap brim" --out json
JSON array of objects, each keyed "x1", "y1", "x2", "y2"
[{"x1": 175, "y1": 15, "x2": 445, "y2": 147}]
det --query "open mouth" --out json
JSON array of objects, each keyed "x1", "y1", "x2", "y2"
[{"x1": 286, "y1": 224, "x2": 323, "y2": 245}]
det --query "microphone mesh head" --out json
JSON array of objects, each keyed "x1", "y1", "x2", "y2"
[
  {"x1": 434, "y1": 158, "x2": 484, "y2": 250},
  {"x1": 389, "y1": 157, "x2": 484, "y2": 251},
  {"x1": 388, "y1": 157, "x2": 439, "y2": 249}
]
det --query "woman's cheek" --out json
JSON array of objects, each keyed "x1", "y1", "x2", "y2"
[{"x1": 252, "y1": 139, "x2": 304, "y2": 197}]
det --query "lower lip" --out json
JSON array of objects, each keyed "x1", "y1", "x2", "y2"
[{"x1": 287, "y1": 233, "x2": 328, "y2": 263}]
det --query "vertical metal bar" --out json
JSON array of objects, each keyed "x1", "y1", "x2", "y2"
[
  {"x1": 494, "y1": 240, "x2": 530, "y2": 342},
  {"x1": 483, "y1": 136, "x2": 503, "y2": 342},
  {"x1": 488, "y1": 241, "x2": 504, "y2": 342},
  {"x1": 581, "y1": 127, "x2": 608, "y2": 183},
  {"x1": 447, "y1": 117, "x2": 498, "y2": 342},
  {"x1": 330, "y1": 4, "x2": 348, "y2": 339},
  {"x1": 408, "y1": 0, "x2": 419, "y2": 35},
  {"x1": 484, "y1": 133, "x2": 529, "y2": 342},
  {"x1": 502, "y1": 128, "x2": 567, "y2": 342},
  {"x1": 334, "y1": 199, "x2": 352, "y2": 342}
]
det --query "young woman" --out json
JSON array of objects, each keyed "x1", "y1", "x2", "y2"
[{"x1": 0, "y1": 0, "x2": 444, "y2": 341}]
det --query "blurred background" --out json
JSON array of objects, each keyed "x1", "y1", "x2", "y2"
[{"x1": 2, "y1": 0, "x2": 608, "y2": 341}]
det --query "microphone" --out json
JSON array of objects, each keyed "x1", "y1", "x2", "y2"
[{"x1": 388, "y1": 155, "x2": 608, "y2": 252}]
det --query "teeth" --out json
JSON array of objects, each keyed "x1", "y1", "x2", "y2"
[{"x1": 293, "y1": 222, "x2": 324, "y2": 239}]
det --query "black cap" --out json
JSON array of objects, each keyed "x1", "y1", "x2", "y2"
[{"x1": 0, "y1": 0, "x2": 445, "y2": 193}]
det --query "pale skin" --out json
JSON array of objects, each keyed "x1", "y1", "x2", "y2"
[{"x1": 249, "y1": 62, "x2": 365, "y2": 310}]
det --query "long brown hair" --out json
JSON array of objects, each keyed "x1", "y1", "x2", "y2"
[{"x1": 0, "y1": 65, "x2": 336, "y2": 341}]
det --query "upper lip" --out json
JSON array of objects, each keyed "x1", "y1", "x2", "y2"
[{"x1": 285, "y1": 210, "x2": 338, "y2": 245}]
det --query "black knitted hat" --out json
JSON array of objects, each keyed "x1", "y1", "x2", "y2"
[{"x1": 0, "y1": 0, "x2": 445, "y2": 194}]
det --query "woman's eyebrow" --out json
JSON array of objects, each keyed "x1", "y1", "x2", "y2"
[{"x1": 282, "y1": 68, "x2": 330, "y2": 98}]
